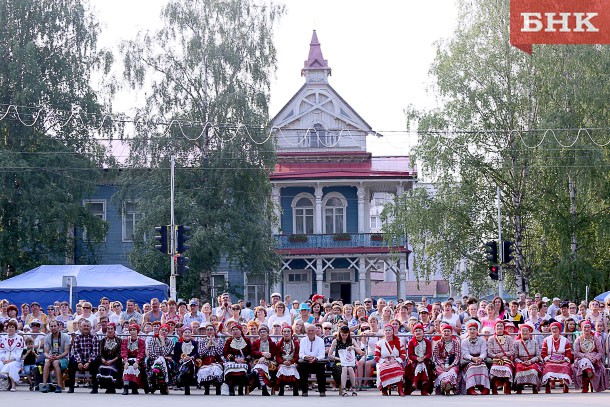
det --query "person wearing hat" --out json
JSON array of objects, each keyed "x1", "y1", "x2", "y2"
[
  {"x1": 405, "y1": 323, "x2": 434, "y2": 396},
  {"x1": 432, "y1": 324, "x2": 461, "y2": 395},
  {"x1": 513, "y1": 322, "x2": 541, "y2": 394},
  {"x1": 416, "y1": 307, "x2": 434, "y2": 334},
  {"x1": 120, "y1": 323, "x2": 147, "y2": 395},
  {"x1": 573, "y1": 320, "x2": 607, "y2": 392},
  {"x1": 460, "y1": 320, "x2": 490, "y2": 395},
  {"x1": 295, "y1": 302, "x2": 314, "y2": 324},
  {"x1": 223, "y1": 324, "x2": 252, "y2": 396},
  {"x1": 146, "y1": 323, "x2": 175, "y2": 395},
  {"x1": 266, "y1": 293, "x2": 282, "y2": 318},
  {"x1": 541, "y1": 321, "x2": 573, "y2": 393},
  {"x1": 275, "y1": 325, "x2": 300, "y2": 396},
  {"x1": 250, "y1": 324, "x2": 277, "y2": 396},
  {"x1": 196, "y1": 323, "x2": 224, "y2": 395},
  {"x1": 183, "y1": 299, "x2": 205, "y2": 328},
  {"x1": 487, "y1": 319, "x2": 515, "y2": 395},
  {"x1": 26, "y1": 302, "x2": 48, "y2": 332},
  {"x1": 173, "y1": 326, "x2": 198, "y2": 395},
  {"x1": 374, "y1": 323, "x2": 406, "y2": 396}
]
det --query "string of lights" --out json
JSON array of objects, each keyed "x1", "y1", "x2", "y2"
[{"x1": 3, "y1": 103, "x2": 610, "y2": 148}]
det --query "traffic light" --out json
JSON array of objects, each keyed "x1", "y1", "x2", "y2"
[
  {"x1": 177, "y1": 256, "x2": 190, "y2": 275},
  {"x1": 177, "y1": 225, "x2": 191, "y2": 253},
  {"x1": 502, "y1": 240, "x2": 515, "y2": 264},
  {"x1": 488, "y1": 265, "x2": 499, "y2": 280},
  {"x1": 154, "y1": 225, "x2": 169, "y2": 254},
  {"x1": 485, "y1": 241, "x2": 498, "y2": 264}
]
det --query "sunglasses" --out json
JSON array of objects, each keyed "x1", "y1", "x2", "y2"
[
  {"x1": 364, "y1": 301, "x2": 372, "y2": 304},
  {"x1": 323, "y1": 327, "x2": 332, "y2": 330},
  {"x1": 83, "y1": 306, "x2": 91, "y2": 309}
]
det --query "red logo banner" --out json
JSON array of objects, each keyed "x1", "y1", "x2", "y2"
[{"x1": 510, "y1": 0, "x2": 610, "y2": 54}]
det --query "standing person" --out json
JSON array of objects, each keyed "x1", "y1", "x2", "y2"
[
  {"x1": 548, "y1": 297, "x2": 561, "y2": 318},
  {"x1": 161, "y1": 299, "x2": 182, "y2": 325},
  {"x1": 297, "y1": 324, "x2": 327, "y2": 397},
  {"x1": 374, "y1": 323, "x2": 406, "y2": 396},
  {"x1": 405, "y1": 323, "x2": 434, "y2": 396},
  {"x1": 119, "y1": 299, "x2": 143, "y2": 325},
  {"x1": 460, "y1": 321, "x2": 490, "y2": 395},
  {"x1": 216, "y1": 293, "x2": 232, "y2": 323},
  {"x1": 25, "y1": 302, "x2": 48, "y2": 329},
  {"x1": 143, "y1": 298, "x2": 163, "y2": 324},
  {"x1": 41, "y1": 319, "x2": 71, "y2": 393},
  {"x1": 363, "y1": 298, "x2": 375, "y2": 316},
  {"x1": 268, "y1": 301, "x2": 292, "y2": 329},
  {"x1": 328, "y1": 325, "x2": 363, "y2": 396},
  {"x1": 183, "y1": 299, "x2": 205, "y2": 327},
  {"x1": 223, "y1": 324, "x2": 252, "y2": 396},
  {"x1": 0, "y1": 319, "x2": 25, "y2": 391},
  {"x1": 513, "y1": 323, "x2": 541, "y2": 394},
  {"x1": 541, "y1": 322, "x2": 573, "y2": 393},
  {"x1": 266, "y1": 293, "x2": 282, "y2": 317},
  {"x1": 504, "y1": 301, "x2": 525, "y2": 328},
  {"x1": 120, "y1": 324, "x2": 147, "y2": 395},
  {"x1": 97, "y1": 323, "x2": 123, "y2": 394},
  {"x1": 437, "y1": 301, "x2": 462, "y2": 335},
  {"x1": 67, "y1": 319, "x2": 100, "y2": 393},
  {"x1": 572, "y1": 320, "x2": 608, "y2": 392},
  {"x1": 433, "y1": 324, "x2": 461, "y2": 395},
  {"x1": 369, "y1": 298, "x2": 387, "y2": 320},
  {"x1": 487, "y1": 321, "x2": 515, "y2": 395},
  {"x1": 275, "y1": 325, "x2": 300, "y2": 396}
]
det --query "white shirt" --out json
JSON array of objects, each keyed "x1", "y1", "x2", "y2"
[{"x1": 299, "y1": 335, "x2": 325, "y2": 360}]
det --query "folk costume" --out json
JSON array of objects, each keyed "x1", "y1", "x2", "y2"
[
  {"x1": 196, "y1": 334, "x2": 225, "y2": 395},
  {"x1": 541, "y1": 322, "x2": 573, "y2": 393},
  {"x1": 173, "y1": 330, "x2": 198, "y2": 395},
  {"x1": 512, "y1": 323, "x2": 542, "y2": 394},
  {"x1": 0, "y1": 330, "x2": 25, "y2": 385},
  {"x1": 460, "y1": 322, "x2": 490, "y2": 395},
  {"x1": 572, "y1": 320, "x2": 608, "y2": 392},
  {"x1": 223, "y1": 330, "x2": 252, "y2": 396},
  {"x1": 487, "y1": 321, "x2": 515, "y2": 395},
  {"x1": 97, "y1": 327, "x2": 123, "y2": 393},
  {"x1": 405, "y1": 324, "x2": 434, "y2": 395},
  {"x1": 274, "y1": 330, "x2": 300, "y2": 396},
  {"x1": 120, "y1": 324, "x2": 147, "y2": 394},
  {"x1": 374, "y1": 329, "x2": 407, "y2": 395},
  {"x1": 433, "y1": 324, "x2": 461, "y2": 395},
  {"x1": 250, "y1": 328, "x2": 278, "y2": 396}
]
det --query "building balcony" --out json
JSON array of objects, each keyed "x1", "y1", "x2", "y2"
[{"x1": 274, "y1": 233, "x2": 408, "y2": 256}]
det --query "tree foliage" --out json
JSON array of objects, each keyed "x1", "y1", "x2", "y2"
[
  {"x1": 385, "y1": 0, "x2": 610, "y2": 300},
  {"x1": 0, "y1": 0, "x2": 113, "y2": 275},
  {"x1": 118, "y1": 0, "x2": 284, "y2": 301}
]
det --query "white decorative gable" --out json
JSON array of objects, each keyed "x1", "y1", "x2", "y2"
[{"x1": 271, "y1": 31, "x2": 372, "y2": 153}]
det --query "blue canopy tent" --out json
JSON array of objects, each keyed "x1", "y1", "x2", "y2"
[
  {"x1": 0, "y1": 265, "x2": 168, "y2": 308},
  {"x1": 594, "y1": 291, "x2": 610, "y2": 302}
]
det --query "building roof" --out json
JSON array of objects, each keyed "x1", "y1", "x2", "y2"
[
  {"x1": 302, "y1": 30, "x2": 330, "y2": 74},
  {"x1": 271, "y1": 154, "x2": 415, "y2": 180}
]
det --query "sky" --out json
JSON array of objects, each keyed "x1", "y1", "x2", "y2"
[{"x1": 92, "y1": 0, "x2": 459, "y2": 156}]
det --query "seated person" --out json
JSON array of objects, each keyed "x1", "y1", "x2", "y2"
[{"x1": 40, "y1": 319, "x2": 71, "y2": 392}]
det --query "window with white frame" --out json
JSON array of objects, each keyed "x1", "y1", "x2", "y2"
[
  {"x1": 370, "y1": 215, "x2": 381, "y2": 230},
  {"x1": 292, "y1": 195, "x2": 314, "y2": 234},
  {"x1": 309, "y1": 123, "x2": 324, "y2": 148},
  {"x1": 83, "y1": 200, "x2": 106, "y2": 242},
  {"x1": 122, "y1": 201, "x2": 137, "y2": 242},
  {"x1": 246, "y1": 285, "x2": 265, "y2": 305},
  {"x1": 323, "y1": 194, "x2": 346, "y2": 234},
  {"x1": 287, "y1": 271, "x2": 309, "y2": 282}
]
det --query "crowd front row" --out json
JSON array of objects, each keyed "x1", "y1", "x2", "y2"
[{"x1": 0, "y1": 317, "x2": 607, "y2": 396}]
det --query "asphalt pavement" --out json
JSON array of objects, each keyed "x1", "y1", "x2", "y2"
[{"x1": 2, "y1": 386, "x2": 610, "y2": 407}]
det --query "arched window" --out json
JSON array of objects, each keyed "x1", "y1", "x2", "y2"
[
  {"x1": 292, "y1": 195, "x2": 314, "y2": 234},
  {"x1": 323, "y1": 194, "x2": 347, "y2": 234}
]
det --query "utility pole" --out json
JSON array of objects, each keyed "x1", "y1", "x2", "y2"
[
  {"x1": 497, "y1": 186, "x2": 503, "y2": 298},
  {"x1": 170, "y1": 156, "x2": 176, "y2": 300}
]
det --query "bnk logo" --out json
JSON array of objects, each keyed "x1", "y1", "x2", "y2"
[{"x1": 510, "y1": 0, "x2": 610, "y2": 54}]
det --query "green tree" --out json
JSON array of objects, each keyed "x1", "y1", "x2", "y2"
[
  {"x1": 0, "y1": 0, "x2": 113, "y2": 275},
  {"x1": 387, "y1": 0, "x2": 610, "y2": 299},
  {"x1": 118, "y1": 0, "x2": 283, "y2": 301}
]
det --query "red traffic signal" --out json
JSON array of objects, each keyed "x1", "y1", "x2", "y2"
[{"x1": 488, "y1": 265, "x2": 499, "y2": 280}]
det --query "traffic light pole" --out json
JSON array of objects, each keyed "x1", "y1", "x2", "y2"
[
  {"x1": 170, "y1": 156, "x2": 176, "y2": 300},
  {"x1": 497, "y1": 186, "x2": 503, "y2": 298}
]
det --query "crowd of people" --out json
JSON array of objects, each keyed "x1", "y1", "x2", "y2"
[{"x1": 0, "y1": 291, "x2": 610, "y2": 397}]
